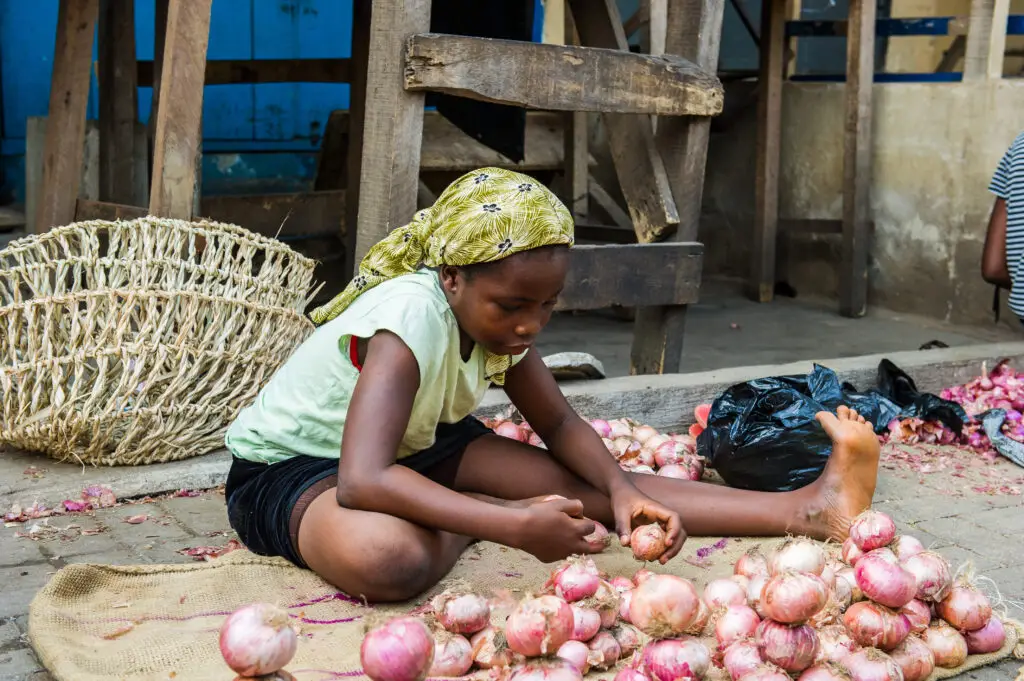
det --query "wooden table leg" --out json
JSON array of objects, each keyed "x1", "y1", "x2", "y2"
[
  {"x1": 344, "y1": 0, "x2": 372, "y2": 278},
  {"x1": 353, "y1": 0, "x2": 431, "y2": 266},
  {"x1": 149, "y1": 0, "x2": 212, "y2": 219},
  {"x1": 98, "y1": 0, "x2": 139, "y2": 206},
  {"x1": 35, "y1": 0, "x2": 100, "y2": 233}
]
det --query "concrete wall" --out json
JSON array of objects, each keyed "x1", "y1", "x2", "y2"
[{"x1": 701, "y1": 79, "x2": 1024, "y2": 325}]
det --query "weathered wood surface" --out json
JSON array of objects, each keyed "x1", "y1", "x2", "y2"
[
  {"x1": 564, "y1": 11, "x2": 590, "y2": 220},
  {"x1": 404, "y1": 34, "x2": 723, "y2": 117},
  {"x1": 354, "y1": 0, "x2": 431, "y2": 266},
  {"x1": 27, "y1": 118, "x2": 100, "y2": 233},
  {"x1": 137, "y1": 58, "x2": 353, "y2": 87},
  {"x1": 315, "y1": 110, "x2": 349, "y2": 191},
  {"x1": 0, "y1": 207, "x2": 25, "y2": 232},
  {"x1": 839, "y1": 0, "x2": 875, "y2": 318},
  {"x1": 98, "y1": 0, "x2": 140, "y2": 206},
  {"x1": 588, "y1": 177, "x2": 633, "y2": 230},
  {"x1": 344, "y1": 0, "x2": 370, "y2": 279},
  {"x1": 964, "y1": 0, "x2": 1010, "y2": 80},
  {"x1": 556, "y1": 243, "x2": 703, "y2": 311},
  {"x1": 149, "y1": 0, "x2": 212, "y2": 219},
  {"x1": 75, "y1": 199, "x2": 147, "y2": 222},
  {"x1": 35, "y1": 0, "x2": 100, "y2": 233},
  {"x1": 573, "y1": 222, "x2": 637, "y2": 244}
]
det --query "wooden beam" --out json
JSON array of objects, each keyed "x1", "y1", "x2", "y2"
[
  {"x1": 75, "y1": 199, "x2": 146, "y2": 222},
  {"x1": 137, "y1": 58, "x2": 353, "y2": 87},
  {"x1": 964, "y1": 0, "x2": 1010, "y2": 80},
  {"x1": 573, "y1": 222, "x2": 637, "y2": 243},
  {"x1": 346, "y1": 0, "x2": 372, "y2": 278},
  {"x1": 649, "y1": 0, "x2": 669, "y2": 55},
  {"x1": 355, "y1": 0, "x2": 431, "y2": 266},
  {"x1": 98, "y1": 0, "x2": 139, "y2": 206},
  {"x1": 839, "y1": 0, "x2": 875, "y2": 318},
  {"x1": 35, "y1": 0, "x2": 100, "y2": 233},
  {"x1": 630, "y1": 0, "x2": 726, "y2": 374},
  {"x1": 623, "y1": 5, "x2": 651, "y2": 38},
  {"x1": 149, "y1": 0, "x2": 212, "y2": 219},
  {"x1": 750, "y1": 0, "x2": 786, "y2": 303},
  {"x1": 567, "y1": 0, "x2": 681, "y2": 243},
  {"x1": 588, "y1": 177, "x2": 633, "y2": 229},
  {"x1": 564, "y1": 10, "x2": 589, "y2": 221},
  {"x1": 556, "y1": 243, "x2": 703, "y2": 311}
]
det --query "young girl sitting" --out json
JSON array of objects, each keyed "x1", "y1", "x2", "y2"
[{"x1": 224, "y1": 168, "x2": 881, "y2": 603}]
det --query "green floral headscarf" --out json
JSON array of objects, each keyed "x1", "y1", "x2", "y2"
[{"x1": 310, "y1": 167, "x2": 575, "y2": 385}]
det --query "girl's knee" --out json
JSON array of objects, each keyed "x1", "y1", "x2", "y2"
[{"x1": 331, "y1": 541, "x2": 437, "y2": 603}]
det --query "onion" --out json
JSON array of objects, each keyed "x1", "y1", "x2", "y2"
[
  {"x1": 843, "y1": 649, "x2": 903, "y2": 681},
  {"x1": 819, "y1": 562, "x2": 838, "y2": 591},
  {"x1": 618, "y1": 589, "x2": 633, "y2": 623},
  {"x1": 632, "y1": 425, "x2": 660, "y2": 444},
  {"x1": 899, "y1": 599, "x2": 931, "y2": 634},
  {"x1": 746, "y1": 573, "x2": 770, "y2": 618},
  {"x1": 901, "y1": 551, "x2": 952, "y2": 602},
  {"x1": 590, "y1": 419, "x2": 612, "y2": 438},
  {"x1": 715, "y1": 604, "x2": 761, "y2": 649},
  {"x1": 219, "y1": 603, "x2": 298, "y2": 677},
  {"x1": 814, "y1": 625, "x2": 857, "y2": 665},
  {"x1": 505, "y1": 595, "x2": 574, "y2": 657},
  {"x1": 722, "y1": 639, "x2": 763, "y2": 681},
  {"x1": 654, "y1": 441, "x2": 685, "y2": 467},
  {"x1": 550, "y1": 558, "x2": 601, "y2": 603},
  {"x1": 849, "y1": 511, "x2": 896, "y2": 552},
  {"x1": 430, "y1": 633, "x2": 474, "y2": 677},
  {"x1": 556, "y1": 640, "x2": 590, "y2": 673},
  {"x1": 609, "y1": 420, "x2": 634, "y2": 439},
  {"x1": 755, "y1": 619, "x2": 818, "y2": 673},
  {"x1": 921, "y1": 621, "x2": 968, "y2": 668},
  {"x1": 705, "y1": 578, "x2": 749, "y2": 609},
  {"x1": 631, "y1": 464, "x2": 657, "y2": 475},
  {"x1": 657, "y1": 463, "x2": 695, "y2": 480},
  {"x1": 835, "y1": 567, "x2": 863, "y2": 603},
  {"x1": 855, "y1": 549, "x2": 917, "y2": 609},
  {"x1": 797, "y1": 663, "x2": 853, "y2": 680},
  {"x1": 635, "y1": 448, "x2": 657, "y2": 468},
  {"x1": 735, "y1": 547, "x2": 770, "y2": 579},
  {"x1": 892, "y1": 535, "x2": 925, "y2": 561},
  {"x1": 614, "y1": 670, "x2": 647, "y2": 681},
  {"x1": 610, "y1": 624, "x2": 644, "y2": 655},
  {"x1": 638, "y1": 638, "x2": 712, "y2": 681},
  {"x1": 232, "y1": 673, "x2": 295, "y2": 681},
  {"x1": 432, "y1": 592, "x2": 492, "y2": 635},
  {"x1": 831, "y1": 574, "x2": 853, "y2": 610},
  {"x1": 360, "y1": 617, "x2": 434, "y2": 681},
  {"x1": 733, "y1": 574, "x2": 751, "y2": 591},
  {"x1": 470, "y1": 627, "x2": 520, "y2": 669},
  {"x1": 769, "y1": 538, "x2": 825, "y2": 576},
  {"x1": 590, "y1": 580, "x2": 620, "y2": 629},
  {"x1": 936, "y1": 581, "x2": 992, "y2": 632},
  {"x1": 842, "y1": 538, "x2": 864, "y2": 567},
  {"x1": 736, "y1": 664, "x2": 791, "y2": 681},
  {"x1": 631, "y1": 523, "x2": 668, "y2": 562},
  {"x1": 760, "y1": 571, "x2": 829, "y2": 624},
  {"x1": 495, "y1": 421, "x2": 526, "y2": 442},
  {"x1": 888, "y1": 635, "x2": 935, "y2": 681},
  {"x1": 509, "y1": 660, "x2": 583, "y2": 681},
  {"x1": 685, "y1": 598, "x2": 711, "y2": 636},
  {"x1": 609, "y1": 576, "x2": 634, "y2": 592},
  {"x1": 842, "y1": 601, "x2": 911, "y2": 650},
  {"x1": 569, "y1": 605, "x2": 601, "y2": 642},
  {"x1": 633, "y1": 569, "x2": 655, "y2": 585},
  {"x1": 965, "y1": 614, "x2": 1006, "y2": 654},
  {"x1": 629, "y1": 575, "x2": 700, "y2": 638},
  {"x1": 586, "y1": 631, "x2": 621, "y2": 669},
  {"x1": 528, "y1": 433, "x2": 545, "y2": 448},
  {"x1": 584, "y1": 521, "x2": 611, "y2": 548}
]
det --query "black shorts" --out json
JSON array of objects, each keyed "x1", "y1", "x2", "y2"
[{"x1": 225, "y1": 416, "x2": 491, "y2": 568}]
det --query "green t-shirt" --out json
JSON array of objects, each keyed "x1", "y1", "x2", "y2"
[{"x1": 225, "y1": 268, "x2": 526, "y2": 464}]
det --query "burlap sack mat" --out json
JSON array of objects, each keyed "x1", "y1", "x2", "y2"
[{"x1": 29, "y1": 538, "x2": 1023, "y2": 681}]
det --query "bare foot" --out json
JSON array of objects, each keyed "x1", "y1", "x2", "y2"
[{"x1": 800, "y1": 406, "x2": 881, "y2": 541}]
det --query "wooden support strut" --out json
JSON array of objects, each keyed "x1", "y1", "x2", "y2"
[
  {"x1": 98, "y1": 0, "x2": 139, "y2": 206},
  {"x1": 964, "y1": 0, "x2": 1010, "y2": 80}
]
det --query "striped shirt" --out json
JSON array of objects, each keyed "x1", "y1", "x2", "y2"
[{"x1": 990, "y1": 131, "x2": 1024, "y2": 318}]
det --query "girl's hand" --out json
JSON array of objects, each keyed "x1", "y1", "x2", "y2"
[
  {"x1": 511, "y1": 497, "x2": 602, "y2": 563},
  {"x1": 611, "y1": 487, "x2": 686, "y2": 564}
]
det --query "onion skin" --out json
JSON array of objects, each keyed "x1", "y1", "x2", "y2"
[
  {"x1": 921, "y1": 621, "x2": 968, "y2": 669},
  {"x1": 899, "y1": 600, "x2": 931, "y2": 634},
  {"x1": 901, "y1": 551, "x2": 952, "y2": 602},
  {"x1": 557, "y1": 640, "x2": 590, "y2": 673},
  {"x1": 855, "y1": 549, "x2": 917, "y2": 609},
  {"x1": 590, "y1": 419, "x2": 613, "y2": 439},
  {"x1": 797, "y1": 663, "x2": 853, "y2": 680},
  {"x1": 835, "y1": 568, "x2": 863, "y2": 603},
  {"x1": 470, "y1": 627, "x2": 521, "y2": 669},
  {"x1": 610, "y1": 624, "x2": 644, "y2": 655},
  {"x1": 842, "y1": 538, "x2": 864, "y2": 567},
  {"x1": 430, "y1": 633, "x2": 474, "y2": 677},
  {"x1": 219, "y1": 603, "x2": 298, "y2": 677},
  {"x1": 705, "y1": 578, "x2": 749, "y2": 609},
  {"x1": 631, "y1": 524, "x2": 669, "y2": 562},
  {"x1": 735, "y1": 548, "x2": 770, "y2": 579},
  {"x1": 736, "y1": 663, "x2": 792, "y2": 680},
  {"x1": 585, "y1": 631, "x2": 621, "y2": 669},
  {"x1": 722, "y1": 639, "x2": 763, "y2": 681},
  {"x1": 843, "y1": 601, "x2": 911, "y2": 651},
  {"x1": 505, "y1": 596, "x2": 574, "y2": 657},
  {"x1": 509, "y1": 660, "x2": 584, "y2": 681},
  {"x1": 715, "y1": 604, "x2": 762, "y2": 649},
  {"x1": 843, "y1": 648, "x2": 904, "y2": 681},
  {"x1": 892, "y1": 535, "x2": 925, "y2": 561},
  {"x1": 760, "y1": 571, "x2": 829, "y2": 624},
  {"x1": 632, "y1": 425, "x2": 660, "y2": 444},
  {"x1": 889, "y1": 635, "x2": 936, "y2": 681},
  {"x1": 614, "y1": 670, "x2": 647, "y2": 681},
  {"x1": 629, "y1": 575, "x2": 700, "y2": 639},
  {"x1": 849, "y1": 511, "x2": 897, "y2": 552},
  {"x1": 755, "y1": 619, "x2": 818, "y2": 673},
  {"x1": 638, "y1": 637, "x2": 712, "y2": 681},
  {"x1": 746, "y1": 573, "x2": 770, "y2": 619},
  {"x1": 685, "y1": 598, "x2": 711, "y2": 636},
  {"x1": 813, "y1": 625, "x2": 858, "y2": 665},
  {"x1": 569, "y1": 605, "x2": 601, "y2": 642},
  {"x1": 591, "y1": 580, "x2": 620, "y2": 629},
  {"x1": 936, "y1": 583, "x2": 993, "y2": 633},
  {"x1": 965, "y1": 615, "x2": 1006, "y2": 654},
  {"x1": 769, "y1": 538, "x2": 826, "y2": 577},
  {"x1": 432, "y1": 592, "x2": 492, "y2": 635},
  {"x1": 633, "y1": 569, "x2": 655, "y2": 586},
  {"x1": 360, "y1": 617, "x2": 435, "y2": 681}
]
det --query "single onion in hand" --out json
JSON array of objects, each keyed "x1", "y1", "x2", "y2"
[
  {"x1": 936, "y1": 579, "x2": 993, "y2": 633},
  {"x1": 705, "y1": 578, "x2": 749, "y2": 609},
  {"x1": 631, "y1": 523, "x2": 669, "y2": 562},
  {"x1": 755, "y1": 619, "x2": 818, "y2": 673},
  {"x1": 722, "y1": 639, "x2": 763, "y2": 681},
  {"x1": 965, "y1": 615, "x2": 1006, "y2": 654},
  {"x1": 901, "y1": 551, "x2": 952, "y2": 603},
  {"x1": 769, "y1": 538, "x2": 825, "y2": 577},
  {"x1": 760, "y1": 571, "x2": 828, "y2": 624},
  {"x1": 848, "y1": 511, "x2": 896, "y2": 552},
  {"x1": 360, "y1": 617, "x2": 435, "y2": 681},
  {"x1": 569, "y1": 605, "x2": 601, "y2": 642},
  {"x1": 219, "y1": 603, "x2": 298, "y2": 677},
  {"x1": 505, "y1": 595, "x2": 574, "y2": 657},
  {"x1": 715, "y1": 604, "x2": 761, "y2": 649},
  {"x1": 584, "y1": 521, "x2": 611, "y2": 548},
  {"x1": 432, "y1": 592, "x2": 491, "y2": 635},
  {"x1": 921, "y1": 621, "x2": 968, "y2": 669},
  {"x1": 855, "y1": 549, "x2": 917, "y2": 609},
  {"x1": 430, "y1": 633, "x2": 474, "y2": 678},
  {"x1": 639, "y1": 638, "x2": 712, "y2": 681},
  {"x1": 842, "y1": 601, "x2": 911, "y2": 651},
  {"x1": 842, "y1": 648, "x2": 903, "y2": 681},
  {"x1": 629, "y1": 575, "x2": 700, "y2": 638},
  {"x1": 888, "y1": 635, "x2": 935, "y2": 681}
]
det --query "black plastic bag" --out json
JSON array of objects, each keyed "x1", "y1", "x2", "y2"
[{"x1": 696, "y1": 360, "x2": 968, "y2": 492}]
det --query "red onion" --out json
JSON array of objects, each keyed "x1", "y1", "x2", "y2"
[
  {"x1": 232, "y1": 673, "x2": 295, "y2": 681},
  {"x1": 733, "y1": 574, "x2": 751, "y2": 591},
  {"x1": 855, "y1": 549, "x2": 917, "y2": 609},
  {"x1": 685, "y1": 598, "x2": 710, "y2": 636},
  {"x1": 550, "y1": 558, "x2": 601, "y2": 602},
  {"x1": 736, "y1": 664, "x2": 791, "y2": 681},
  {"x1": 495, "y1": 421, "x2": 527, "y2": 442},
  {"x1": 618, "y1": 589, "x2": 633, "y2": 623},
  {"x1": 219, "y1": 603, "x2": 298, "y2": 677},
  {"x1": 556, "y1": 640, "x2": 590, "y2": 673},
  {"x1": 430, "y1": 632, "x2": 474, "y2": 677},
  {"x1": 892, "y1": 535, "x2": 925, "y2": 561},
  {"x1": 631, "y1": 523, "x2": 668, "y2": 562},
  {"x1": 633, "y1": 569, "x2": 655, "y2": 585},
  {"x1": 669, "y1": 432, "x2": 697, "y2": 450},
  {"x1": 589, "y1": 580, "x2": 621, "y2": 629},
  {"x1": 842, "y1": 601, "x2": 911, "y2": 650},
  {"x1": 965, "y1": 614, "x2": 1006, "y2": 654},
  {"x1": 831, "y1": 574, "x2": 853, "y2": 610},
  {"x1": 722, "y1": 639, "x2": 763, "y2": 681},
  {"x1": 635, "y1": 448, "x2": 656, "y2": 468},
  {"x1": 755, "y1": 619, "x2": 818, "y2": 673},
  {"x1": 769, "y1": 538, "x2": 825, "y2": 576},
  {"x1": 813, "y1": 625, "x2": 857, "y2": 665},
  {"x1": 528, "y1": 432, "x2": 545, "y2": 448},
  {"x1": 654, "y1": 441, "x2": 685, "y2": 467},
  {"x1": 705, "y1": 578, "x2": 749, "y2": 609},
  {"x1": 797, "y1": 663, "x2": 852, "y2": 681},
  {"x1": 609, "y1": 576, "x2": 634, "y2": 592},
  {"x1": 842, "y1": 649, "x2": 903, "y2": 681},
  {"x1": 921, "y1": 621, "x2": 968, "y2": 668},
  {"x1": 746, "y1": 573, "x2": 770, "y2": 618},
  {"x1": 901, "y1": 551, "x2": 952, "y2": 602},
  {"x1": 888, "y1": 635, "x2": 935, "y2": 681},
  {"x1": 936, "y1": 581, "x2": 993, "y2": 632},
  {"x1": 760, "y1": 571, "x2": 828, "y2": 624},
  {"x1": 841, "y1": 538, "x2": 864, "y2": 566},
  {"x1": 569, "y1": 605, "x2": 601, "y2": 642},
  {"x1": 735, "y1": 548, "x2": 770, "y2": 579},
  {"x1": 899, "y1": 599, "x2": 931, "y2": 634},
  {"x1": 820, "y1": 562, "x2": 838, "y2": 591},
  {"x1": 614, "y1": 670, "x2": 647, "y2": 681},
  {"x1": 583, "y1": 521, "x2": 610, "y2": 548},
  {"x1": 835, "y1": 568, "x2": 863, "y2": 603},
  {"x1": 509, "y1": 660, "x2": 583, "y2": 681},
  {"x1": 470, "y1": 627, "x2": 520, "y2": 669},
  {"x1": 586, "y1": 631, "x2": 621, "y2": 669},
  {"x1": 632, "y1": 424, "x2": 660, "y2": 444},
  {"x1": 657, "y1": 463, "x2": 694, "y2": 480},
  {"x1": 630, "y1": 464, "x2": 657, "y2": 475},
  {"x1": 715, "y1": 604, "x2": 761, "y2": 649},
  {"x1": 610, "y1": 624, "x2": 644, "y2": 655},
  {"x1": 609, "y1": 419, "x2": 635, "y2": 439},
  {"x1": 360, "y1": 617, "x2": 435, "y2": 681},
  {"x1": 849, "y1": 511, "x2": 896, "y2": 552},
  {"x1": 639, "y1": 638, "x2": 712, "y2": 681},
  {"x1": 432, "y1": 592, "x2": 492, "y2": 635},
  {"x1": 506, "y1": 595, "x2": 574, "y2": 657},
  {"x1": 629, "y1": 575, "x2": 700, "y2": 638},
  {"x1": 590, "y1": 419, "x2": 612, "y2": 439}
]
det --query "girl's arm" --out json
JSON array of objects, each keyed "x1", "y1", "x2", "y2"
[{"x1": 982, "y1": 198, "x2": 1012, "y2": 288}]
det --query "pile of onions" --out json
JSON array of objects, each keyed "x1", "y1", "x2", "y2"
[
  {"x1": 361, "y1": 617, "x2": 435, "y2": 681},
  {"x1": 509, "y1": 660, "x2": 584, "y2": 681},
  {"x1": 506, "y1": 596, "x2": 574, "y2": 657},
  {"x1": 842, "y1": 648, "x2": 903, "y2": 681},
  {"x1": 796, "y1": 663, "x2": 852, "y2": 681},
  {"x1": 629, "y1": 575, "x2": 700, "y2": 638},
  {"x1": 842, "y1": 602, "x2": 910, "y2": 650},
  {"x1": 219, "y1": 603, "x2": 299, "y2": 677}
]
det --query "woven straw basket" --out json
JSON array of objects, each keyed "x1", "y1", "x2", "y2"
[{"x1": 0, "y1": 218, "x2": 318, "y2": 466}]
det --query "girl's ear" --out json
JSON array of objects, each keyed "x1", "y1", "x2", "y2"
[{"x1": 439, "y1": 265, "x2": 461, "y2": 294}]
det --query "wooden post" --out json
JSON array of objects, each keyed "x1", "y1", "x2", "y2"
[
  {"x1": 749, "y1": 0, "x2": 786, "y2": 303},
  {"x1": 354, "y1": 0, "x2": 431, "y2": 266},
  {"x1": 839, "y1": 0, "x2": 875, "y2": 318},
  {"x1": 630, "y1": 0, "x2": 725, "y2": 374},
  {"x1": 149, "y1": 0, "x2": 212, "y2": 219},
  {"x1": 649, "y1": 0, "x2": 668, "y2": 55},
  {"x1": 564, "y1": 9, "x2": 589, "y2": 220},
  {"x1": 98, "y1": 0, "x2": 140, "y2": 206},
  {"x1": 964, "y1": 0, "x2": 1010, "y2": 80},
  {"x1": 34, "y1": 0, "x2": 100, "y2": 233},
  {"x1": 345, "y1": 0, "x2": 372, "y2": 277},
  {"x1": 147, "y1": 0, "x2": 168, "y2": 188}
]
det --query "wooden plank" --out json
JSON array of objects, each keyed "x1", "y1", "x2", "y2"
[
  {"x1": 630, "y1": 0, "x2": 726, "y2": 375},
  {"x1": 136, "y1": 58, "x2": 352, "y2": 87},
  {"x1": 98, "y1": 0, "x2": 139, "y2": 206},
  {"x1": 573, "y1": 222, "x2": 637, "y2": 243},
  {"x1": 315, "y1": 110, "x2": 348, "y2": 191},
  {"x1": 34, "y1": 0, "x2": 100, "y2": 233},
  {"x1": 345, "y1": 0, "x2": 371, "y2": 278},
  {"x1": 354, "y1": 0, "x2": 432, "y2": 266},
  {"x1": 589, "y1": 177, "x2": 632, "y2": 229},
  {"x1": 564, "y1": 10, "x2": 589, "y2": 220},
  {"x1": 75, "y1": 199, "x2": 147, "y2": 222},
  {"x1": 649, "y1": 0, "x2": 669, "y2": 55},
  {"x1": 543, "y1": 0, "x2": 567, "y2": 44},
  {"x1": 839, "y1": 0, "x2": 875, "y2": 318},
  {"x1": 624, "y1": 5, "x2": 651, "y2": 38},
  {"x1": 964, "y1": 0, "x2": 1010, "y2": 79},
  {"x1": 404, "y1": 34, "x2": 723, "y2": 117},
  {"x1": 936, "y1": 34, "x2": 966, "y2": 71},
  {"x1": 750, "y1": 0, "x2": 786, "y2": 303},
  {"x1": 567, "y1": 0, "x2": 681, "y2": 244},
  {"x1": 149, "y1": 0, "x2": 212, "y2": 219},
  {"x1": 556, "y1": 243, "x2": 703, "y2": 311},
  {"x1": 0, "y1": 207, "x2": 25, "y2": 233}
]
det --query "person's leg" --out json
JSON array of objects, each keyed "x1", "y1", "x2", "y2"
[{"x1": 453, "y1": 406, "x2": 881, "y2": 541}]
